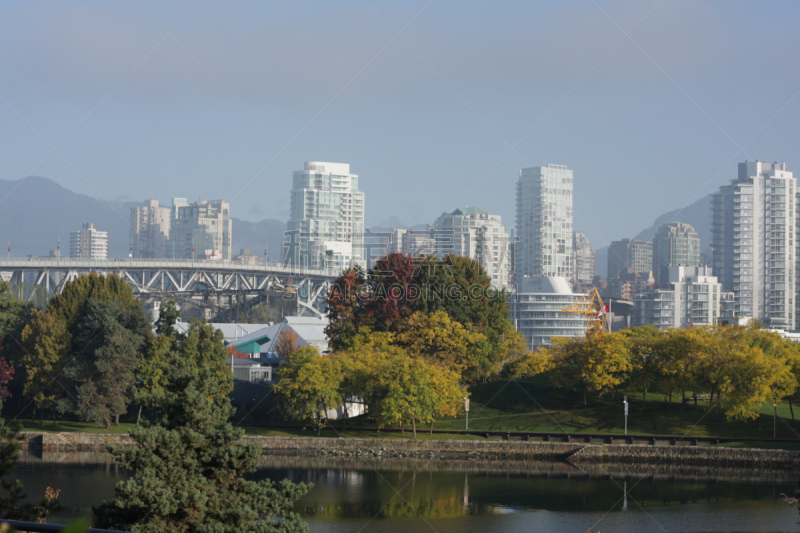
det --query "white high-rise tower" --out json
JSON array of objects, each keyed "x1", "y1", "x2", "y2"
[
  {"x1": 711, "y1": 161, "x2": 795, "y2": 328},
  {"x1": 515, "y1": 164, "x2": 574, "y2": 282},
  {"x1": 287, "y1": 162, "x2": 366, "y2": 271}
]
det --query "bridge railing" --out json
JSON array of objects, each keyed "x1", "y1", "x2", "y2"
[{"x1": 0, "y1": 258, "x2": 337, "y2": 278}]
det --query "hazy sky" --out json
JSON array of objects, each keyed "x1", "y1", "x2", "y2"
[{"x1": 2, "y1": 0, "x2": 799, "y2": 250}]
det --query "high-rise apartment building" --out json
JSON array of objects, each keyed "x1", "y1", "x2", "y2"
[
  {"x1": 432, "y1": 207, "x2": 511, "y2": 288},
  {"x1": 652, "y1": 222, "x2": 700, "y2": 286},
  {"x1": 515, "y1": 164, "x2": 574, "y2": 282},
  {"x1": 167, "y1": 198, "x2": 232, "y2": 260},
  {"x1": 130, "y1": 199, "x2": 171, "y2": 259},
  {"x1": 572, "y1": 231, "x2": 595, "y2": 292},
  {"x1": 70, "y1": 223, "x2": 109, "y2": 260},
  {"x1": 607, "y1": 238, "x2": 652, "y2": 280},
  {"x1": 711, "y1": 161, "x2": 795, "y2": 328},
  {"x1": 286, "y1": 162, "x2": 365, "y2": 271}
]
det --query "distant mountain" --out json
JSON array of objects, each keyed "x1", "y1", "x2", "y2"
[
  {"x1": 0, "y1": 176, "x2": 138, "y2": 258},
  {"x1": 594, "y1": 195, "x2": 711, "y2": 278},
  {"x1": 230, "y1": 218, "x2": 286, "y2": 262},
  {"x1": 0, "y1": 175, "x2": 290, "y2": 261}
]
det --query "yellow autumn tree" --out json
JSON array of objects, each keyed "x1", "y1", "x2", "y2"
[
  {"x1": 20, "y1": 309, "x2": 71, "y2": 423},
  {"x1": 395, "y1": 310, "x2": 487, "y2": 381},
  {"x1": 548, "y1": 332, "x2": 632, "y2": 404},
  {"x1": 369, "y1": 350, "x2": 465, "y2": 438},
  {"x1": 273, "y1": 346, "x2": 342, "y2": 435}
]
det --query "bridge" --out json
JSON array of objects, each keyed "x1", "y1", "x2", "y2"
[{"x1": 0, "y1": 258, "x2": 338, "y2": 317}]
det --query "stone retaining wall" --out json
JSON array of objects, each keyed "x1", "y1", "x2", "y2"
[{"x1": 22, "y1": 432, "x2": 800, "y2": 468}]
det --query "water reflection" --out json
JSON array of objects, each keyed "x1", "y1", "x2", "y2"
[{"x1": 11, "y1": 450, "x2": 800, "y2": 532}]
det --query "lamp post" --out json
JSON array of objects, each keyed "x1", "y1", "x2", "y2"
[
  {"x1": 623, "y1": 395, "x2": 629, "y2": 435},
  {"x1": 774, "y1": 403, "x2": 778, "y2": 439},
  {"x1": 464, "y1": 397, "x2": 470, "y2": 431}
]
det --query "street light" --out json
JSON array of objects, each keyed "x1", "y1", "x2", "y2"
[
  {"x1": 623, "y1": 395, "x2": 629, "y2": 435},
  {"x1": 464, "y1": 397, "x2": 470, "y2": 431}
]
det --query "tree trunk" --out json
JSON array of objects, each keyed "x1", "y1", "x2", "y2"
[
  {"x1": 342, "y1": 401, "x2": 348, "y2": 432},
  {"x1": 680, "y1": 391, "x2": 685, "y2": 413},
  {"x1": 642, "y1": 388, "x2": 647, "y2": 402},
  {"x1": 430, "y1": 421, "x2": 434, "y2": 435},
  {"x1": 136, "y1": 405, "x2": 142, "y2": 426},
  {"x1": 583, "y1": 387, "x2": 587, "y2": 406},
  {"x1": 412, "y1": 418, "x2": 417, "y2": 439},
  {"x1": 401, "y1": 420, "x2": 404, "y2": 434},
  {"x1": 105, "y1": 419, "x2": 111, "y2": 430},
  {"x1": 790, "y1": 398, "x2": 795, "y2": 421},
  {"x1": 115, "y1": 413, "x2": 120, "y2": 426}
]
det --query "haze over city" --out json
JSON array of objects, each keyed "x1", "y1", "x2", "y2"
[{"x1": 2, "y1": 0, "x2": 800, "y2": 248}]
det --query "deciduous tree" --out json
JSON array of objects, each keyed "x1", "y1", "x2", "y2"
[
  {"x1": 273, "y1": 346, "x2": 342, "y2": 436},
  {"x1": 274, "y1": 327, "x2": 301, "y2": 358},
  {"x1": 548, "y1": 333, "x2": 632, "y2": 404}
]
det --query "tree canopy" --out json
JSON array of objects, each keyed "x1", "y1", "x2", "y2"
[{"x1": 94, "y1": 321, "x2": 310, "y2": 533}]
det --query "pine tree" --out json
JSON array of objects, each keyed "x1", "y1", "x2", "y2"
[
  {"x1": 94, "y1": 322, "x2": 310, "y2": 533},
  {"x1": 66, "y1": 298, "x2": 150, "y2": 428}
]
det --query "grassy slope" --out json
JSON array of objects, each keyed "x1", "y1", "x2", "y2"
[{"x1": 18, "y1": 379, "x2": 800, "y2": 449}]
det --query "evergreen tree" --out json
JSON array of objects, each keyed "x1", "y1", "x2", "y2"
[
  {"x1": 154, "y1": 299, "x2": 181, "y2": 336},
  {"x1": 94, "y1": 321, "x2": 310, "y2": 533},
  {"x1": 66, "y1": 298, "x2": 150, "y2": 428},
  {"x1": 0, "y1": 280, "x2": 33, "y2": 363}
]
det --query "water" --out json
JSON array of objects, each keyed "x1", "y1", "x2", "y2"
[{"x1": 13, "y1": 450, "x2": 800, "y2": 532}]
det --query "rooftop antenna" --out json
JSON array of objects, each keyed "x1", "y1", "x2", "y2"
[{"x1": 264, "y1": 241, "x2": 269, "y2": 263}]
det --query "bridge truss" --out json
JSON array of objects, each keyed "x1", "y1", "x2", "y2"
[{"x1": 0, "y1": 259, "x2": 336, "y2": 317}]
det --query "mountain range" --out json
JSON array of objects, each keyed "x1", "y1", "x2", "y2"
[
  {"x1": 0, "y1": 176, "x2": 286, "y2": 259},
  {"x1": 0, "y1": 176, "x2": 712, "y2": 275},
  {"x1": 593, "y1": 194, "x2": 711, "y2": 278}
]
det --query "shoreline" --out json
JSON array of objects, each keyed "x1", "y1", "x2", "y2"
[{"x1": 22, "y1": 431, "x2": 800, "y2": 469}]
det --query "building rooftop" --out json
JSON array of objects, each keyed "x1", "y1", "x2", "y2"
[
  {"x1": 515, "y1": 276, "x2": 573, "y2": 295},
  {"x1": 451, "y1": 207, "x2": 490, "y2": 216}
]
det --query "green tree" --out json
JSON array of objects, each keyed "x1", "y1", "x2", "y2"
[
  {"x1": 273, "y1": 346, "x2": 342, "y2": 436},
  {"x1": 154, "y1": 299, "x2": 181, "y2": 336},
  {"x1": 94, "y1": 321, "x2": 310, "y2": 533},
  {"x1": 0, "y1": 280, "x2": 33, "y2": 363},
  {"x1": 65, "y1": 298, "x2": 150, "y2": 428}
]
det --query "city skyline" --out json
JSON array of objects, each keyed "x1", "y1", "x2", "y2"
[{"x1": 2, "y1": 1, "x2": 799, "y2": 250}]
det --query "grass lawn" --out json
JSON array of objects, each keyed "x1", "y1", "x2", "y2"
[
  {"x1": 420, "y1": 379, "x2": 800, "y2": 441},
  {"x1": 19, "y1": 420, "x2": 138, "y2": 434},
  {"x1": 16, "y1": 379, "x2": 800, "y2": 446}
]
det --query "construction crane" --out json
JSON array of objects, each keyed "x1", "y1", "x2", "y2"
[{"x1": 561, "y1": 287, "x2": 610, "y2": 337}]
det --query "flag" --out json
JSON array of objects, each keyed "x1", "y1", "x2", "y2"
[{"x1": 596, "y1": 303, "x2": 610, "y2": 318}]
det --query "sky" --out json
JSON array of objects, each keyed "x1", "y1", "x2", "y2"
[{"x1": 1, "y1": 0, "x2": 800, "y2": 251}]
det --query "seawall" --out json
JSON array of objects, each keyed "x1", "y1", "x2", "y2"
[{"x1": 22, "y1": 432, "x2": 800, "y2": 469}]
